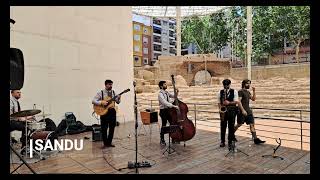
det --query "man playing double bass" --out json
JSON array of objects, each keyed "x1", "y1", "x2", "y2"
[{"x1": 158, "y1": 81, "x2": 179, "y2": 146}]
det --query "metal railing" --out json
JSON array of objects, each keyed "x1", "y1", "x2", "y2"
[{"x1": 137, "y1": 99, "x2": 310, "y2": 150}]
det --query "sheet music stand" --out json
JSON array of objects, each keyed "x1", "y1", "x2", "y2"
[{"x1": 161, "y1": 125, "x2": 180, "y2": 155}]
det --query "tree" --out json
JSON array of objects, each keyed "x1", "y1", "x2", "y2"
[
  {"x1": 181, "y1": 6, "x2": 310, "y2": 65},
  {"x1": 271, "y1": 6, "x2": 310, "y2": 63},
  {"x1": 181, "y1": 11, "x2": 230, "y2": 55}
]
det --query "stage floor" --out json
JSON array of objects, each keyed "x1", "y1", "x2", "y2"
[{"x1": 10, "y1": 121, "x2": 310, "y2": 174}]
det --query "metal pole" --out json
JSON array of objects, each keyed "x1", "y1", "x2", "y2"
[
  {"x1": 300, "y1": 111, "x2": 303, "y2": 150},
  {"x1": 194, "y1": 104, "x2": 197, "y2": 128},
  {"x1": 176, "y1": 6, "x2": 181, "y2": 56},
  {"x1": 247, "y1": 6, "x2": 252, "y2": 80}
]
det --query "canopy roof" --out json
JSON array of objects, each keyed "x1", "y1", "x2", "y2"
[{"x1": 132, "y1": 6, "x2": 231, "y2": 18}]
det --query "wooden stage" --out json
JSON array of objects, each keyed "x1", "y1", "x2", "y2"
[{"x1": 10, "y1": 121, "x2": 310, "y2": 174}]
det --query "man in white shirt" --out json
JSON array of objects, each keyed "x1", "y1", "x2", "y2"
[
  {"x1": 92, "y1": 79, "x2": 121, "y2": 148},
  {"x1": 217, "y1": 79, "x2": 242, "y2": 149},
  {"x1": 158, "y1": 81, "x2": 179, "y2": 145},
  {"x1": 10, "y1": 89, "x2": 33, "y2": 153}
]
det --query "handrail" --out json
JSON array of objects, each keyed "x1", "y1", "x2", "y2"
[
  {"x1": 137, "y1": 99, "x2": 310, "y2": 113},
  {"x1": 137, "y1": 99, "x2": 310, "y2": 150}
]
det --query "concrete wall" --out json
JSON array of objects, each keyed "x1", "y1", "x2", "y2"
[
  {"x1": 230, "y1": 63, "x2": 310, "y2": 80},
  {"x1": 10, "y1": 6, "x2": 134, "y2": 126}
]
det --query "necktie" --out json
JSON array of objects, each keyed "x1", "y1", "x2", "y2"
[{"x1": 17, "y1": 101, "x2": 21, "y2": 112}]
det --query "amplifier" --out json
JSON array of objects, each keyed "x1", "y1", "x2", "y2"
[
  {"x1": 92, "y1": 125, "x2": 102, "y2": 141},
  {"x1": 140, "y1": 111, "x2": 158, "y2": 125}
]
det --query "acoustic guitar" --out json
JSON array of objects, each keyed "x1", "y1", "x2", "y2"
[{"x1": 93, "y1": 88, "x2": 130, "y2": 116}]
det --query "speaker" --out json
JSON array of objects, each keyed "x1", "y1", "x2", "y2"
[
  {"x1": 140, "y1": 111, "x2": 158, "y2": 125},
  {"x1": 92, "y1": 125, "x2": 102, "y2": 141},
  {"x1": 10, "y1": 48, "x2": 24, "y2": 90}
]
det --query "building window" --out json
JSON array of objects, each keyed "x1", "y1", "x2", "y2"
[
  {"x1": 143, "y1": 37, "x2": 148, "y2": 44},
  {"x1": 134, "y1": 34, "x2": 141, "y2": 41},
  {"x1": 134, "y1": 46, "x2": 140, "y2": 52},
  {"x1": 143, "y1": 58, "x2": 148, "y2": 64},
  {"x1": 134, "y1": 56, "x2": 139, "y2": 62},
  {"x1": 162, "y1": 21, "x2": 168, "y2": 26},
  {"x1": 143, "y1": 48, "x2": 148, "y2": 54},
  {"x1": 143, "y1": 27, "x2": 148, "y2": 34},
  {"x1": 134, "y1": 24, "x2": 141, "y2": 31}
]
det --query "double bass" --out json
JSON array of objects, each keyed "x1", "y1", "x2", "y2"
[{"x1": 168, "y1": 75, "x2": 196, "y2": 142}]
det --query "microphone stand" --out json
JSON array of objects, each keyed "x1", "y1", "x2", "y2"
[
  {"x1": 128, "y1": 81, "x2": 151, "y2": 173},
  {"x1": 10, "y1": 145, "x2": 37, "y2": 174},
  {"x1": 134, "y1": 81, "x2": 138, "y2": 174}
]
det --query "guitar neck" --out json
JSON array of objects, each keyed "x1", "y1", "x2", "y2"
[{"x1": 109, "y1": 90, "x2": 127, "y2": 101}]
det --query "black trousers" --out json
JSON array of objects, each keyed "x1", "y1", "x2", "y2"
[
  {"x1": 100, "y1": 108, "x2": 117, "y2": 146},
  {"x1": 220, "y1": 109, "x2": 237, "y2": 144},
  {"x1": 10, "y1": 120, "x2": 27, "y2": 148},
  {"x1": 159, "y1": 109, "x2": 170, "y2": 140}
]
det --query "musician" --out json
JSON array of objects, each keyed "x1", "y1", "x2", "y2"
[
  {"x1": 10, "y1": 89, "x2": 33, "y2": 153},
  {"x1": 217, "y1": 79, "x2": 241, "y2": 149},
  {"x1": 234, "y1": 79, "x2": 265, "y2": 144},
  {"x1": 92, "y1": 80, "x2": 121, "y2": 148},
  {"x1": 158, "y1": 81, "x2": 179, "y2": 145}
]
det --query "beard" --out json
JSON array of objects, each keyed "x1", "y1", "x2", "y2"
[{"x1": 245, "y1": 85, "x2": 250, "y2": 89}]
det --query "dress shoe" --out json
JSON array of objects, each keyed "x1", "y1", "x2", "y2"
[
  {"x1": 160, "y1": 139, "x2": 166, "y2": 146},
  {"x1": 254, "y1": 138, "x2": 266, "y2": 144},
  {"x1": 220, "y1": 142, "x2": 225, "y2": 147},
  {"x1": 105, "y1": 144, "x2": 115, "y2": 147},
  {"x1": 20, "y1": 149, "x2": 26, "y2": 155}
]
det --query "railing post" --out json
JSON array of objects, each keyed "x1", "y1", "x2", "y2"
[
  {"x1": 194, "y1": 104, "x2": 197, "y2": 128},
  {"x1": 300, "y1": 110, "x2": 303, "y2": 150}
]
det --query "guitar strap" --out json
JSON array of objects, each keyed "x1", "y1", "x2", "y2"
[{"x1": 101, "y1": 90, "x2": 103, "y2": 100}]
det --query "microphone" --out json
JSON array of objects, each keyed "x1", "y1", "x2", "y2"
[{"x1": 10, "y1": 18, "x2": 15, "y2": 24}]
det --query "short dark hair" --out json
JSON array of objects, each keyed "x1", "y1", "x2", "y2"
[
  {"x1": 241, "y1": 79, "x2": 251, "y2": 88},
  {"x1": 222, "y1": 79, "x2": 231, "y2": 86},
  {"x1": 158, "y1": 81, "x2": 166, "y2": 88},
  {"x1": 11, "y1": 89, "x2": 20, "y2": 93},
  {"x1": 105, "y1": 79, "x2": 113, "y2": 85}
]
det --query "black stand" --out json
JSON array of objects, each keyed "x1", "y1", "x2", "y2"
[
  {"x1": 262, "y1": 138, "x2": 284, "y2": 160},
  {"x1": 225, "y1": 140, "x2": 249, "y2": 157},
  {"x1": 10, "y1": 145, "x2": 37, "y2": 174},
  {"x1": 162, "y1": 125, "x2": 179, "y2": 155},
  {"x1": 163, "y1": 132, "x2": 175, "y2": 155},
  {"x1": 127, "y1": 81, "x2": 151, "y2": 173}
]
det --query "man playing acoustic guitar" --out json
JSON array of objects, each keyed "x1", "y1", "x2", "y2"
[{"x1": 92, "y1": 79, "x2": 121, "y2": 148}]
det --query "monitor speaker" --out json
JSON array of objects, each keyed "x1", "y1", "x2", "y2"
[{"x1": 10, "y1": 48, "x2": 24, "y2": 90}]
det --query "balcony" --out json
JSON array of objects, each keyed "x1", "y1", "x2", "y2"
[
  {"x1": 153, "y1": 27, "x2": 162, "y2": 35},
  {"x1": 153, "y1": 19, "x2": 161, "y2": 26}
]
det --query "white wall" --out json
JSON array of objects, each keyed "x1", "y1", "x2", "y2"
[{"x1": 10, "y1": 6, "x2": 134, "y2": 126}]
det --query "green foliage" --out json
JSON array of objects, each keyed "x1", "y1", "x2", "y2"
[{"x1": 181, "y1": 6, "x2": 310, "y2": 64}]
